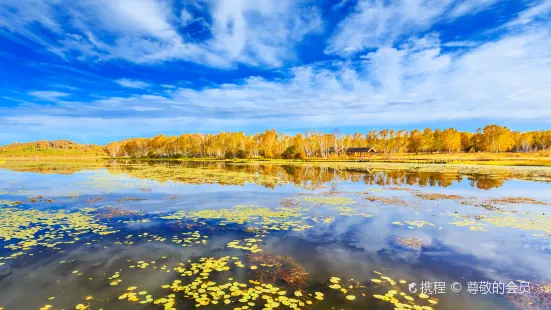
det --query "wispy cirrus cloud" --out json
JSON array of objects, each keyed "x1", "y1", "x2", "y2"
[
  {"x1": 505, "y1": 0, "x2": 551, "y2": 27},
  {"x1": 28, "y1": 90, "x2": 71, "y2": 101},
  {"x1": 447, "y1": 0, "x2": 500, "y2": 18},
  {"x1": 50, "y1": 84, "x2": 80, "y2": 91},
  {"x1": 115, "y1": 78, "x2": 151, "y2": 89},
  {"x1": 0, "y1": 0, "x2": 323, "y2": 67},
  {"x1": 325, "y1": 0, "x2": 501, "y2": 55}
]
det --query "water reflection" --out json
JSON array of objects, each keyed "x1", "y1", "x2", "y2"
[
  {"x1": 1, "y1": 159, "x2": 538, "y2": 189},
  {"x1": 1, "y1": 160, "x2": 550, "y2": 310}
]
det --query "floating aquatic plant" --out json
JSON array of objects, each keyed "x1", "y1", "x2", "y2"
[
  {"x1": 298, "y1": 196, "x2": 355, "y2": 206},
  {"x1": 403, "y1": 220, "x2": 435, "y2": 229},
  {"x1": 370, "y1": 271, "x2": 439, "y2": 309},
  {"x1": 161, "y1": 205, "x2": 315, "y2": 232},
  {"x1": 448, "y1": 212, "x2": 551, "y2": 235},
  {"x1": 227, "y1": 239, "x2": 263, "y2": 253},
  {"x1": 335, "y1": 206, "x2": 374, "y2": 218},
  {"x1": 151, "y1": 256, "x2": 316, "y2": 309},
  {"x1": 0, "y1": 203, "x2": 116, "y2": 260}
]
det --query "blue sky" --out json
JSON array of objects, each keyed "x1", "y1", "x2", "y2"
[{"x1": 1, "y1": 0, "x2": 551, "y2": 145}]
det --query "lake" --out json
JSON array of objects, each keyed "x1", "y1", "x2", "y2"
[{"x1": 1, "y1": 160, "x2": 550, "y2": 310}]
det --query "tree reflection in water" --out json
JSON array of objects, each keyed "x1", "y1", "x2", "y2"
[{"x1": 2, "y1": 159, "x2": 539, "y2": 190}]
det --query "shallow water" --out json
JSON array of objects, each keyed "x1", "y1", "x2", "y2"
[{"x1": 1, "y1": 160, "x2": 551, "y2": 310}]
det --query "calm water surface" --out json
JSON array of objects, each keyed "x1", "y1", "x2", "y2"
[{"x1": 1, "y1": 161, "x2": 550, "y2": 310}]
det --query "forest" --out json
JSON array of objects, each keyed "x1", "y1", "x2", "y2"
[
  {"x1": 1, "y1": 125, "x2": 550, "y2": 159},
  {"x1": 102, "y1": 125, "x2": 551, "y2": 159}
]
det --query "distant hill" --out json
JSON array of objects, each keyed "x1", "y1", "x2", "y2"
[{"x1": 0, "y1": 140, "x2": 107, "y2": 157}]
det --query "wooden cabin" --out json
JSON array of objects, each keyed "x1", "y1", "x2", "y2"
[{"x1": 345, "y1": 147, "x2": 377, "y2": 158}]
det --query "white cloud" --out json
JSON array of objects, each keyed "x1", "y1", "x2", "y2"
[
  {"x1": 51, "y1": 84, "x2": 80, "y2": 90},
  {"x1": 505, "y1": 0, "x2": 551, "y2": 27},
  {"x1": 115, "y1": 78, "x2": 151, "y2": 89},
  {"x1": 28, "y1": 91, "x2": 71, "y2": 101},
  {"x1": 179, "y1": 8, "x2": 206, "y2": 27},
  {"x1": 443, "y1": 40, "x2": 479, "y2": 47},
  {"x1": 2, "y1": 0, "x2": 551, "y2": 143},
  {"x1": 169, "y1": 30, "x2": 550, "y2": 123},
  {"x1": 0, "y1": 0, "x2": 65, "y2": 56},
  {"x1": 208, "y1": 0, "x2": 323, "y2": 66},
  {"x1": 447, "y1": 0, "x2": 499, "y2": 18},
  {"x1": 325, "y1": 0, "x2": 501, "y2": 55},
  {"x1": 325, "y1": 0, "x2": 449, "y2": 55},
  {"x1": 180, "y1": 8, "x2": 194, "y2": 26},
  {"x1": 0, "y1": 0, "x2": 322, "y2": 67},
  {"x1": 5, "y1": 22, "x2": 550, "y2": 141}
]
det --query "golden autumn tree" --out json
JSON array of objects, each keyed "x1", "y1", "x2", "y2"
[
  {"x1": 421, "y1": 128, "x2": 433, "y2": 153},
  {"x1": 477, "y1": 125, "x2": 515, "y2": 152},
  {"x1": 260, "y1": 129, "x2": 278, "y2": 158},
  {"x1": 408, "y1": 130, "x2": 422, "y2": 153},
  {"x1": 105, "y1": 142, "x2": 121, "y2": 157},
  {"x1": 84, "y1": 125, "x2": 551, "y2": 160},
  {"x1": 460, "y1": 132, "x2": 473, "y2": 152},
  {"x1": 442, "y1": 128, "x2": 462, "y2": 153}
]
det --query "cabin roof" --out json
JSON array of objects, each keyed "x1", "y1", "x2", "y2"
[{"x1": 345, "y1": 147, "x2": 376, "y2": 152}]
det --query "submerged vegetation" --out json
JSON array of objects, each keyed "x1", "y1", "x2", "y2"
[
  {"x1": 247, "y1": 253, "x2": 309, "y2": 287},
  {"x1": 395, "y1": 238, "x2": 428, "y2": 248},
  {"x1": 507, "y1": 282, "x2": 551, "y2": 310}
]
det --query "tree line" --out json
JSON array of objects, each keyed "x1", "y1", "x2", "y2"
[{"x1": 104, "y1": 125, "x2": 551, "y2": 159}]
